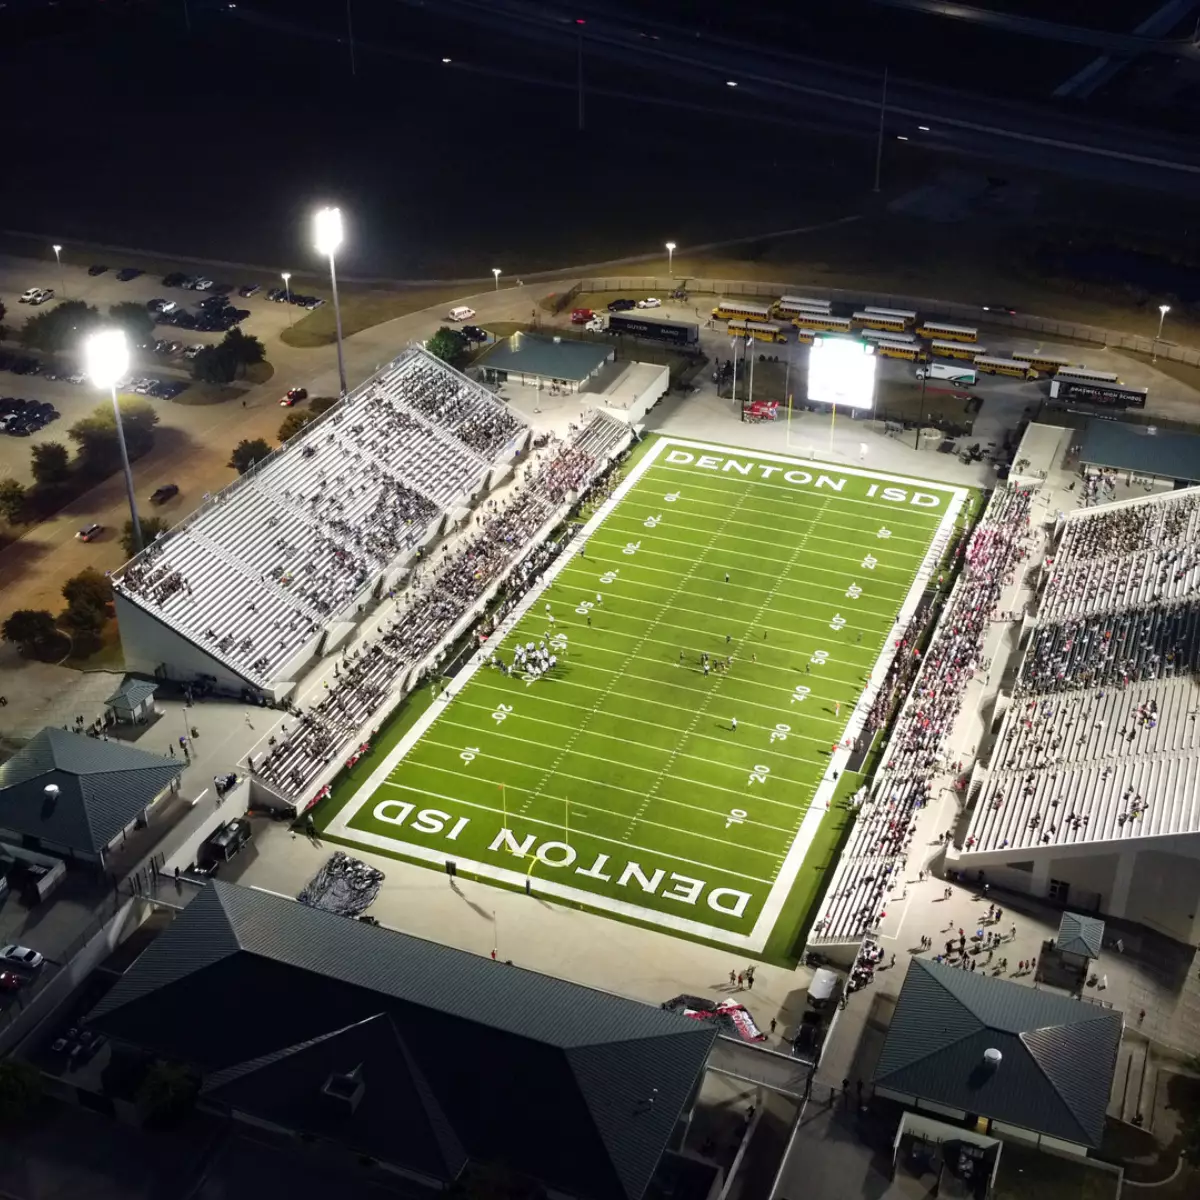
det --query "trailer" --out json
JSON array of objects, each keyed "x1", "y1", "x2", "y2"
[{"x1": 607, "y1": 312, "x2": 700, "y2": 346}]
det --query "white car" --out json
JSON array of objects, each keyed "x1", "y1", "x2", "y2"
[
  {"x1": 0, "y1": 944, "x2": 44, "y2": 970},
  {"x1": 447, "y1": 306, "x2": 476, "y2": 322},
  {"x1": 184, "y1": 344, "x2": 205, "y2": 360},
  {"x1": 637, "y1": 297, "x2": 661, "y2": 308},
  {"x1": 19, "y1": 287, "x2": 51, "y2": 305},
  {"x1": 193, "y1": 278, "x2": 215, "y2": 291}
]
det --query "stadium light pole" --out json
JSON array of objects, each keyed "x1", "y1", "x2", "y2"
[
  {"x1": 314, "y1": 207, "x2": 348, "y2": 396},
  {"x1": 281, "y1": 271, "x2": 294, "y2": 325},
  {"x1": 665, "y1": 241, "x2": 676, "y2": 277},
  {"x1": 1153, "y1": 303, "x2": 1170, "y2": 363},
  {"x1": 52, "y1": 243, "x2": 65, "y2": 299},
  {"x1": 492, "y1": 268, "x2": 501, "y2": 291},
  {"x1": 85, "y1": 329, "x2": 143, "y2": 554}
]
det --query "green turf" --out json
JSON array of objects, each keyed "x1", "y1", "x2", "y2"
[{"x1": 325, "y1": 438, "x2": 963, "y2": 950}]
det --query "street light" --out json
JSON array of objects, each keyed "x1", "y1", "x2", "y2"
[
  {"x1": 1153, "y1": 303, "x2": 1170, "y2": 363},
  {"x1": 281, "y1": 271, "x2": 293, "y2": 325},
  {"x1": 85, "y1": 329, "x2": 143, "y2": 555},
  {"x1": 313, "y1": 207, "x2": 347, "y2": 396},
  {"x1": 492, "y1": 267, "x2": 501, "y2": 291},
  {"x1": 665, "y1": 241, "x2": 676, "y2": 277},
  {"x1": 52, "y1": 243, "x2": 64, "y2": 299}
]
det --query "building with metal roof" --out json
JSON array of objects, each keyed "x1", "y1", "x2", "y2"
[
  {"x1": 88, "y1": 882, "x2": 717, "y2": 1200},
  {"x1": 873, "y1": 960, "x2": 1122, "y2": 1151},
  {"x1": 0, "y1": 727, "x2": 182, "y2": 863},
  {"x1": 1077, "y1": 419, "x2": 1200, "y2": 486},
  {"x1": 477, "y1": 331, "x2": 614, "y2": 392},
  {"x1": 103, "y1": 677, "x2": 158, "y2": 725},
  {"x1": 1056, "y1": 912, "x2": 1105, "y2": 962}
]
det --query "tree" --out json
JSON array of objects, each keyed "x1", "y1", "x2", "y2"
[
  {"x1": 19, "y1": 299, "x2": 100, "y2": 355},
  {"x1": 426, "y1": 326, "x2": 468, "y2": 366},
  {"x1": 108, "y1": 301, "x2": 156, "y2": 344},
  {"x1": 2, "y1": 609, "x2": 59, "y2": 654},
  {"x1": 121, "y1": 516, "x2": 168, "y2": 559},
  {"x1": 221, "y1": 327, "x2": 266, "y2": 374},
  {"x1": 190, "y1": 344, "x2": 237, "y2": 384},
  {"x1": 0, "y1": 1059, "x2": 44, "y2": 1125},
  {"x1": 68, "y1": 397, "x2": 159, "y2": 475},
  {"x1": 278, "y1": 410, "x2": 315, "y2": 442},
  {"x1": 0, "y1": 297, "x2": 6, "y2": 342},
  {"x1": 0, "y1": 478, "x2": 25, "y2": 524},
  {"x1": 229, "y1": 437, "x2": 272, "y2": 474},
  {"x1": 136, "y1": 1060, "x2": 199, "y2": 1130},
  {"x1": 62, "y1": 567, "x2": 113, "y2": 617},
  {"x1": 30, "y1": 441, "x2": 71, "y2": 486}
]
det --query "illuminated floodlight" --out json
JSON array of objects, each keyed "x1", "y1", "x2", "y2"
[
  {"x1": 85, "y1": 329, "x2": 130, "y2": 389},
  {"x1": 313, "y1": 206, "x2": 344, "y2": 257},
  {"x1": 807, "y1": 337, "x2": 877, "y2": 411}
]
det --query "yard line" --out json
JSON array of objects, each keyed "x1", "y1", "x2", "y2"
[
  {"x1": 553, "y1": 549, "x2": 912, "y2": 608},
  {"x1": 421, "y1": 724, "x2": 814, "y2": 789},
  {"x1": 517, "y1": 482, "x2": 757, "y2": 817},
  {"x1": 471, "y1": 658, "x2": 863, "y2": 720},
  {"x1": 401, "y1": 749, "x2": 811, "y2": 815},
  {"x1": 370, "y1": 779, "x2": 774, "y2": 884},
  {"x1": 643, "y1": 464, "x2": 952, "y2": 522},
  {"x1": 584, "y1": 520, "x2": 919, "y2": 577},
  {"x1": 448, "y1": 696, "x2": 841, "y2": 760},
  {"x1": 603, "y1": 505, "x2": 933, "y2": 553},
  {"x1": 533, "y1": 585, "x2": 895, "y2": 648}
]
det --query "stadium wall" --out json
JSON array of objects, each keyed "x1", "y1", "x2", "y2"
[{"x1": 114, "y1": 592, "x2": 262, "y2": 697}]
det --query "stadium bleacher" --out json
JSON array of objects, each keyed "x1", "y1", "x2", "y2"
[
  {"x1": 254, "y1": 411, "x2": 630, "y2": 801},
  {"x1": 113, "y1": 348, "x2": 526, "y2": 686},
  {"x1": 962, "y1": 485, "x2": 1200, "y2": 857},
  {"x1": 811, "y1": 484, "x2": 1037, "y2": 944}
]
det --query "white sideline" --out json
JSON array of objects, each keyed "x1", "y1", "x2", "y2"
[{"x1": 328, "y1": 437, "x2": 968, "y2": 951}]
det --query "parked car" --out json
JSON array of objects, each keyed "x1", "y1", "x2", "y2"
[
  {"x1": 19, "y1": 287, "x2": 51, "y2": 304},
  {"x1": 607, "y1": 298, "x2": 636, "y2": 312},
  {"x1": 279, "y1": 387, "x2": 308, "y2": 407},
  {"x1": 266, "y1": 287, "x2": 285, "y2": 302},
  {"x1": 637, "y1": 297, "x2": 662, "y2": 308},
  {"x1": 447, "y1": 306, "x2": 476, "y2": 322},
  {"x1": 237, "y1": 283, "x2": 261, "y2": 297},
  {"x1": 76, "y1": 523, "x2": 103, "y2": 543},
  {"x1": 183, "y1": 343, "x2": 205, "y2": 360},
  {"x1": 29, "y1": 288, "x2": 53, "y2": 306},
  {"x1": 193, "y1": 278, "x2": 215, "y2": 291},
  {"x1": 88, "y1": 264, "x2": 108, "y2": 276},
  {"x1": 570, "y1": 308, "x2": 594, "y2": 324},
  {"x1": 69, "y1": 1030, "x2": 107, "y2": 1066},
  {"x1": 461, "y1": 324, "x2": 488, "y2": 342},
  {"x1": 115, "y1": 267, "x2": 142, "y2": 281},
  {"x1": 162, "y1": 271, "x2": 189, "y2": 287},
  {"x1": 195, "y1": 818, "x2": 253, "y2": 876},
  {"x1": 150, "y1": 484, "x2": 179, "y2": 504},
  {"x1": 982, "y1": 303, "x2": 1018, "y2": 315},
  {"x1": 0, "y1": 971, "x2": 25, "y2": 991},
  {"x1": 0, "y1": 944, "x2": 44, "y2": 970}
]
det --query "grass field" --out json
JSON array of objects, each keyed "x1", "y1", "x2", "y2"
[{"x1": 326, "y1": 437, "x2": 966, "y2": 952}]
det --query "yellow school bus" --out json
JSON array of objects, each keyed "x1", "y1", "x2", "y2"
[
  {"x1": 875, "y1": 340, "x2": 927, "y2": 362},
  {"x1": 792, "y1": 313, "x2": 853, "y2": 334},
  {"x1": 917, "y1": 321, "x2": 979, "y2": 343},
  {"x1": 712, "y1": 298, "x2": 773, "y2": 322},
  {"x1": 931, "y1": 339, "x2": 983, "y2": 361},
  {"x1": 729, "y1": 318, "x2": 788, "y2": 343},
  {"x1": 974, "y1": 356, "x2": 1037, "y2": 380}
]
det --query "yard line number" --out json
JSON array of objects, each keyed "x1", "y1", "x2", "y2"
[{"x1": 492, "y1": 704, "x2": 513, "y2": 724}]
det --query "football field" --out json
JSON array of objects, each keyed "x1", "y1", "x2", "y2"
[{"x1": 326, "y1": 437, "x2": 967, "y2": 951}]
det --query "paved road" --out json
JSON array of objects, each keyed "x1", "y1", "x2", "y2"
[{"x1": 414, "y1": 0, "x2": 1200, "y2": 196}]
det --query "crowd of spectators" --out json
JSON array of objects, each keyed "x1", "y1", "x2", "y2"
[
  {"x1": 254, "y1": 414, "x2": 629, "y2": 800},
  {"x1": 884, "y1": 486, "x2": 1035, "y2": 776}
]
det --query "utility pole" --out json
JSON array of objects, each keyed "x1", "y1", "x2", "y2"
[
  {"x1": 347, "y1": 0, "x2": 358, "y2": 77},
  {"x1": 873, "y1": 67, "x2": 889, "y2": 194}
]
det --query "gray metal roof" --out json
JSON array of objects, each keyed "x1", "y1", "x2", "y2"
[
  {"x1": 0, "y1": 727, "x2": 182, "y2": 855},
  {"x1": 89, "y1": 882, "x2": 716, "y2": 1200},
  {"x1": 104, "y1": 677, "x2": 158, "y2": 711},
  {"x1": 873, "y1": 959, "x2": 1121, "y2": 1147},
  {"x1": 1078, "y1": 419, "x2": 1200, "y2": 484},
  {"x1": 479, "y1": 331, "x2": 611, "y2": 382},
  {"x1": 1057, "y1": 912, "x2": 1105, "y2": 960}
]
